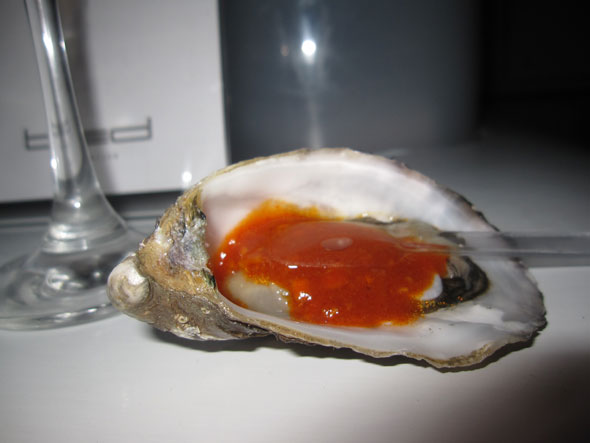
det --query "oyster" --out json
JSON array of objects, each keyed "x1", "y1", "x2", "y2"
[{"x1": 108, "y1": 148, "x2": 545, "y2": 368}]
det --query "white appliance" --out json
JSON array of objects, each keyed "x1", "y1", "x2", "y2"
[{"x1": 0, "y1": 0, "x2": 227, "y2": 202}]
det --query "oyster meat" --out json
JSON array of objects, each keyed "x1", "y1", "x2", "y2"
[{"x1": 108, "y1": 148, "x2": 545, "y2": 368}]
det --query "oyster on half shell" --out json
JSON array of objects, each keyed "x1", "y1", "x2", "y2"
[{"x1": 107, "y1": 148, "x2": 546, "y2": 368}]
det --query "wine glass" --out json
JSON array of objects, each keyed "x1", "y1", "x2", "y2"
[{"x1": 0, "y1": 0, "x2": 142, "y2": 329}]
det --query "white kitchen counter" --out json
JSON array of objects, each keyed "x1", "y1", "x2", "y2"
[{"x1": 1, "y1": 128, "x2": 588, "y2": 442}]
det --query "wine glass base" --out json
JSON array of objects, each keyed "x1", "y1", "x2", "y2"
[{"x1": 0, "y1": 229, "x2": 143, "y2": 330}]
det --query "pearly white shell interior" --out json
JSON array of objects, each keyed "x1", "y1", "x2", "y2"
[
  {"x1": 199, "y1": 149, "x2": 544, "y2": 364},
  {"x1": 201, "y1": 149, "x2": 493, "y2": 248}
]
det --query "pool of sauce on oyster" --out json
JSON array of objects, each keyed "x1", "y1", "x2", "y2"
[{"x1": 207, "y1": 200, "x2": 449, "y2": 327}]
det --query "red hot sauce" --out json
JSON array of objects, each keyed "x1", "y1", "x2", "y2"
[{"x1": 207, "y1": 200, "x2": 449, "y2": 327}]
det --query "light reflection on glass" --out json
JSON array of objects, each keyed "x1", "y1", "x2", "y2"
[
  {"x1": 42, "y1": 30, "x2": 54, "y2": 59},
  {"x1": 301, "y1": 38, "x2": 317, "y2": 58}
]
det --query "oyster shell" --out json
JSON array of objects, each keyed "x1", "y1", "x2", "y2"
[{"x1": 108, "y1": 148, "x2": 545, "y2": 368}]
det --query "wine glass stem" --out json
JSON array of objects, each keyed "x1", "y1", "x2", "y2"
[{"x1": 25, "y1": 0, "x2": 127, "y2": 253}]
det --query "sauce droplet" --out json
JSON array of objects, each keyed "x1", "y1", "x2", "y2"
[{"x1": 321, "y1": 237, "x2": 353, "y2": 251}]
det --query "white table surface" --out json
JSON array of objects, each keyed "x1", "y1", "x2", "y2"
[{"x1": 1, "y1": 128, "x2": 589, "y2": 442}]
